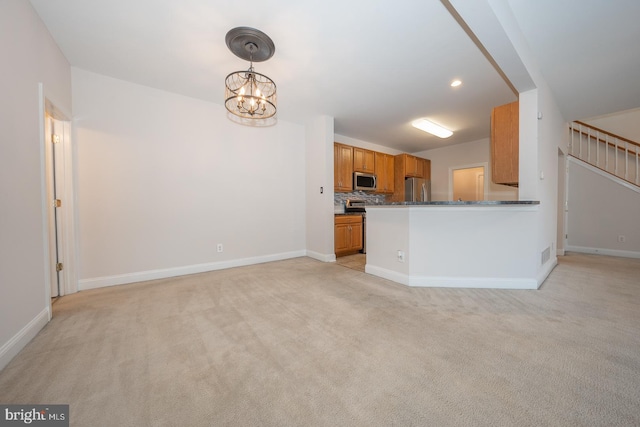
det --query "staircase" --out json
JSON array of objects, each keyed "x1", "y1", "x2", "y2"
[{"x1": 569, "y1": 121, "x2": 640, "y2": 187}]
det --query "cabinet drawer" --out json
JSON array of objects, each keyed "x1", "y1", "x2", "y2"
[{"x1": 335, "y1": 215, "x2": 363, "y2": 225}]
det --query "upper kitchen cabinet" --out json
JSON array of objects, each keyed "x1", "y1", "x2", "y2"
[
  {"x1": 374, "y1": 152, "x2": 395, "y2": 194},
  {"x1": 353, "y1": 147, "x2": 375, "y2": 174},
  {"x1": 421, "y1": 158, "x2": 431, "y2": 180},
  {"x1": 334, "y1": 143, "x2": 353, "y2": 192},
  {"x1": 397, "y1": 154, "x2": 430, "y2": 179},
  {"x1": 491, "y1": 100, "x2": 519, "y2": 186}
]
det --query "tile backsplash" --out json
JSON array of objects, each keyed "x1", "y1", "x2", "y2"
[{"x1": 334, "y1": 191, "x2": 387, "y2": 213}]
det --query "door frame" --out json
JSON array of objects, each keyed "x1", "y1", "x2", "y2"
[
  {"x1": 39, "y1": 84, "x2": 78, "y2": 317},
  {"x1": 557, "y1": 148, "x2": 567, "y2": 256},
  {"x1": 448, "y1": 162, "x2": 489, "y2": 201}
]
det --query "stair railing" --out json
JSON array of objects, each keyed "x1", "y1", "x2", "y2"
[{"x1": 569, "y1": 121, "x2": 640, "y2": 186}]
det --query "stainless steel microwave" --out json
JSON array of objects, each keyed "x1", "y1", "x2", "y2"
[{"x1": 353, "y1": 172, "x2": 377, "y2": 191}]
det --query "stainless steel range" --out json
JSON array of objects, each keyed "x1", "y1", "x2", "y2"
[{"x1": 345, "y1": 199, "x2": 366, "y2": 254}]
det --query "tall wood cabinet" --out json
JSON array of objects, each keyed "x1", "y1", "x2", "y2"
[
  {"x1": 374, "y1": 152, "x2": 395, "y2": 194},
  {"x1": 491, "y1": 100, "x2": 519, "y2": 186},
  {"x1": 392, "y1": 154, "x2": 431, "y2": 201},
  {"x1": 334, "y1": 215, "x2": 363, "y2": 256},
  {"x1": 334, "y1": 143, "x2": 353, "y2": 192}
]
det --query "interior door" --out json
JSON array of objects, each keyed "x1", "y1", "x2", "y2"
[{"x1": 45, "y1": 115, "x2": 66, "y2": 297}]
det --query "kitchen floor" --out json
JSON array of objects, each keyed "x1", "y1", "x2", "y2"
[{"x1": 335, "y1": 253, "x2": 366, "y2": 272}]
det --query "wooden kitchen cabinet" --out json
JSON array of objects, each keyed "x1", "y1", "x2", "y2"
[
  {"x1": 422, "y1": 158, "x2": 431, "y2": 180},
  {"x1": 353, "y1": 147, "x2": 375, "y2": 173},
  {"x1": 491, "y1": 100, "x2": 519, "y2": 186},
  {"x1": 335, "y1": 215, "x2": 363, "y2": 256},
  {"x1": 374, "y1": 152, "x2": 395, "y2": 193},
  {"x1": 334, "y1": 143, "x2": 353, "y2": 192},
  {"x1": 405, "y1": 155, "x2": 420, "y2": 177},
  {"x1": 391, "y1": 154, "x2": 431, "y2": 201},
  {"x1": 398, "y1": 153, "x2": 429, "y2": 178}
]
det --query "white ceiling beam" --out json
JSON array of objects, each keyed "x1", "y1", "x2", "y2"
[{"x1": 443, "y1": 0, "x2": 536, "y2": 95}]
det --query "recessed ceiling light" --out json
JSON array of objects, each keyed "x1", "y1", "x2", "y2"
[
  {"x1": 412, "y1": 119, "x2": 453, "y2": 138},
  {"x1": 450, "y1": 79, "x2": 462, "y2": 87}
]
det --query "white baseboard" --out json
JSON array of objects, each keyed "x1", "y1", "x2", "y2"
[
  {"x1": 537, "y1": 257, "x2": 558, "y2": 288},
  {"x1": 365, "y1": 265, "x2": 410, "y2": 286},
  {"x1": 365, "y1": 264, "x2": 538, "y2": 289},
  {"x1": 306, "y1": 250, "x2": 336, "y2": 263},
  {"x1": 408, "y1": 276, "x2": 538, "y2": 289},
  {"x1": 79, "y1": 250, "x2": 307, "y2": 290},
  {"x1": 0, "y1": 308, "x2": 49, "y2": 371},
  {"x1": 566, "y1": 245, "x2": 640, "y2": 259}
]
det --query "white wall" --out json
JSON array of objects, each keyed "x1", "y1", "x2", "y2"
[
  {"x1": 510, "y1": 49, "x2": 566, "y2": 284},
  {"x1": 448, "y1": 0, "x2": 567, "y2": 285},
  {"x1": 414, "y1": 138, "x2": 518, "y2": 201},
  {"x1": 73, "y1": 68, "x2": 307, "y2": 287},
  {"x1": 584, "y1": 108, "x2": 640, "y2": 142},
  {"x1": 334, "y1": 134, "x2": 403, "y2": 156},
  {"x1": 366, "y1": 205, "x2": 540, "y2": 289},
  {"x1": 0, "y1": 0, "x2": 71, "y2": 370},
  {"x1": 533, "y1": 82, "x2": 569, "y2": 264},
  {"x1": 305, "y1": 116, "x2": 335, "y2": 261},
  {"x1": 567, "y1": 158, "x2": 640, "y2": 258}
]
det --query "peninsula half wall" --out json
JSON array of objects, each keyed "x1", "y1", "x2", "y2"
[{"x1": 365, "y1": 201, "x2": 544, "y2": 289}]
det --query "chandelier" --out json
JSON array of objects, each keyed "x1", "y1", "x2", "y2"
[{"x1": 224, "y1": 27, "x2": 277, "y2": 119}]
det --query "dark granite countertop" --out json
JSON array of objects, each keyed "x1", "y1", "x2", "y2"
[{"x1": 366, "y1": 200, "x2": 540, "y2": 206}]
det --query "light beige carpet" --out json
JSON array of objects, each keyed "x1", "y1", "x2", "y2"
[{"x1": 1, "y1": 253, "x2": 639, "y2": 426}]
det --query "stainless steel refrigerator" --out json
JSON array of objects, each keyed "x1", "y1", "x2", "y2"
[{"x1": 405, "y1": 177, "x2": 431, "y2": 202}]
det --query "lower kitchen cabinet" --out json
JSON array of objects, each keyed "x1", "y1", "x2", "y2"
[{"x1": 335, "y1": 215, "x2": 363, "y2": 256}]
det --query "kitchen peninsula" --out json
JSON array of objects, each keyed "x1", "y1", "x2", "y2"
[{"x1": 365, "y1": 200, "x2": 544, "y2": 289}]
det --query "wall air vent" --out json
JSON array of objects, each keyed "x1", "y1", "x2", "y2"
[{"x1": 541, "y1": 247, "x2": 551, "y2": 265}]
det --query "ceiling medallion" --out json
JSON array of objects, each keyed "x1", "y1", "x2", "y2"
[{"x1": 224, "y1": 27, "x2": 277, "y2": 119}]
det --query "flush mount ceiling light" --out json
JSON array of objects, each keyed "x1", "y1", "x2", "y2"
[
  {"x1": 224, "y1": 27, "x2": 277, "y2": 119},
  {"x1": 412, "y1": 119, "x2": 453, "y2": 138},
  {"x1": 450, "y1": 79, "x2": 462, "y2": 87}
]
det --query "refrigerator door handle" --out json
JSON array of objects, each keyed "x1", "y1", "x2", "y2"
[{"x1": 421, "y1": 183, "x2": 426, "y2": 201}]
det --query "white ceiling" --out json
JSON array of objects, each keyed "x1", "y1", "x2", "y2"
[
  {"x1": 508, "y1": 0, "x2": 640, "y2": 122},
  {"x1": 29, "y1": 0, "x2": 640, "y2": 153}
]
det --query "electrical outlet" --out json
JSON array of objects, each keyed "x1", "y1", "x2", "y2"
[
  {"x1": 397, "y1": 250, "x2": 405, "y2": 262},
  {"x1": 618, "y1": 235, "x2": 626, "y2": 243},
  {"x1": 217, "y1": 243, "x2": 223, "y2": 253}
]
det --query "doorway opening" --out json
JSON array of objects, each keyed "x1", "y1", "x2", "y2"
[
  {"x1": 450, "y1": 163, "x2": 488, "y2": 201},
  {"x1": 41, "y1": 87, "x2": 78, "y2": 309},
  {"x1": 45, "y1": 114, "x2": 67, "y2": 299}
]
